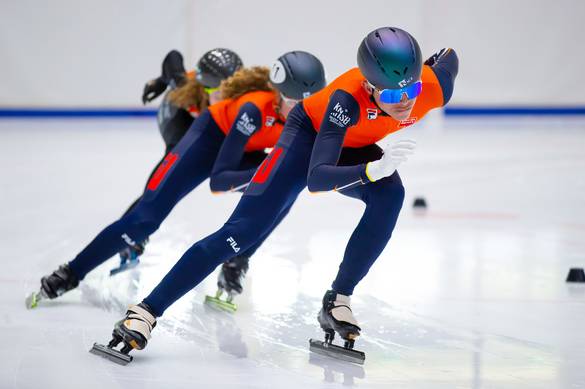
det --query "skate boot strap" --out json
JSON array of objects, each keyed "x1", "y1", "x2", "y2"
[
  {"x1": 124, "y1": 305, "x2": 156, "y2": 339},
  {"x1": 330, "y1": 294, "x2": 361, "y2": 328}
]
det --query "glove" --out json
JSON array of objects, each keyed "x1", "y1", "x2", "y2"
[
  {"x1": 365, "y1": 139, "x2": 416, "y2": 182},
  {"x1": 424, "y1": 48, "x2": 448, "y2": 67},
  {"x1": 142, "y1": 77, "x2": 167, "y2": 104}
]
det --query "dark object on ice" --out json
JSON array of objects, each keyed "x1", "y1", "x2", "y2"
[
  {"x1": 309, "y1": 335, "x2": 365, "y2": 365},
  {"x1": 90, "y1": 341, "x2": 133, "y2": 365},
  {"x1": 413, "y1": 197, "x2": 427, "y2": 209},
  {"x1": 566, "y1": 268, "x2": 585, "y2": 283}
]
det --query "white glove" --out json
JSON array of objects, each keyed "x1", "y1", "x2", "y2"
[{"x1": 365, "y1": 139, "x2": 417, "y2": 182}]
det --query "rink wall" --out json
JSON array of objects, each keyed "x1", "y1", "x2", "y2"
[{"x1": 1, "y1": 0, "x2": 584, "y2": 113}]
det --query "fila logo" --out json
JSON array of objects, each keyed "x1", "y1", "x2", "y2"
[
  {"x1": 366, "y1": 108, "x2": 378, "y2": 120},
  {"x1": 235, "y1": 112, "x2": 257, "y2": 135},
  {"x1": 121, "y1": 233, "x2": 136, "y2": 247},
  {"x1": 265, "y1": 116, "x2": 275, "y2": 127},
  {"x1": 328, "y1": 102, "x2": 351, "y2": 127},
  {"x1": 399, "y1": 117, "x2": 418, "y2": 127},
  {"x1": 226, "y1": 236, "x2": 240, "y2": 253}
]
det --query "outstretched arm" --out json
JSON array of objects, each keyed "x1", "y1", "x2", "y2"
[
  {"x1": 142, "y1": 50, "x2": 187, "y2": 104},
  {"x1": 425, "y1": 48, "x2": 459, "y2": 105}
]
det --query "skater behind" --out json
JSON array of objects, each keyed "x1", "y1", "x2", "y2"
[
  {"x1": 94, "y1": 26, "x2": 458, "y2": 365},
  {"x1": 115, "y1": 48, "x2": 243, "y2": 272},
  {"x1": 27, "y1": 51, "x2": 327, "y2": 310}
]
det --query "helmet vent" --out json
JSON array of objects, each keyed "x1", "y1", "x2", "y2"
[
  {"x1": 403, "y1": 67, "x2": 408, "y2": 75},
  {"x1": 303, "y1": 81, "x2": 316, "y2": 86},
  {"x1": 389, "y1": 27, "x2": 396, "y2": 33},
  {"x1": 393, "y1": 70, "x2": 401, "y2": 76},
  {"x1": 374, "y1": 31, "x2": 384, "y2": 44}
]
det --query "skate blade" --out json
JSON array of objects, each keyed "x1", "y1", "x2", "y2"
[
  {"x1": 89, "y1": 342, "x2": 133, "y2": 365},
  {"x1": 109, "y1": 259, "x2": 140, "y2": 276},
  {"x1": 25, "y1": 291, "x2": 42, "y2": 310},
  {"x1": 309, "y1": 339, "x2": 365, "y2": 365},
  {"x1": 204, "y1": 295, "x2": 237, "y2": 313}
]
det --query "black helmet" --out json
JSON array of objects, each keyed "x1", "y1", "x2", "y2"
[
  {"x1": 195, "y1": 48, "x2": 243, "y2": 88},
  {"x1": 357, "y1": 27, "x2": 422, "y2": 90},
  {"x1": 269, "y1": 51, "x2": 326, "y2": 100}
]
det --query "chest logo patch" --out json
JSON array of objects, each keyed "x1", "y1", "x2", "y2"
[
  {"x1": 265, "y1": 116, "x2": 275, "y2": 127},
  {"x1": 366, "y1": 108, "x2": 378, "y2": 120}
]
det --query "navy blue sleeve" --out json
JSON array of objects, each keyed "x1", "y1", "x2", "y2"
[
  {"x1": 307, "y1": 90, "x2": 369, "y2": 192},
  {"x1": 209, "y1": 102, "x2": 262, "y2": 192},
  {"x1": 425, "y1": 48, "x2": 459, "y2": 105}
]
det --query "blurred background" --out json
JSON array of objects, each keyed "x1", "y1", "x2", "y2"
[{"x1": 2, "y1": 0, "x2": 584, "y2": 110}]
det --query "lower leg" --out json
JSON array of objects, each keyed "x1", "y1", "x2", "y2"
[{"x1": 332, "y1": 173, "x2": 405, "y2": 295}]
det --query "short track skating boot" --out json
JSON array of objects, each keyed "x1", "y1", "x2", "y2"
[
  {"x1": 309, "y1": 290, "x2": 366, "y2": 364},
  {"x1": 25, "y1": 264, "x2": 80, "y2": 309},
  {"x1": 90, "y1": 303, "x2": 157, "y2": 365},
  {"x1": 110, "y1": 239, "x2": 148, "y2": 276},
  {"x1": 205, "y1": 255, "x2": 249, "y2": 313}
]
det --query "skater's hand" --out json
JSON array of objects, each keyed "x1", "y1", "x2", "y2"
[
  {"x1": 365, "y1": 139, "x2": 416, "y2": 182},
  {"x1": 142, "y1": 77, "x2": 167, "y2": 104}
]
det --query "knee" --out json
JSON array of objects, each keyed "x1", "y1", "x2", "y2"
[
  {"x1": 124, "y1": 208, "x2": 162, "y2": 237},
  {"x1": 368, "y1": 176, "x2": 405, "y2": 208}
]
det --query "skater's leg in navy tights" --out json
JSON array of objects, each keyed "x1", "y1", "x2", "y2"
[
  {"x1": 331, "y1": 171, "x2": 405, "y2": 295},
  {"x1": 68, "y1": 112, "x2": 224, "y2": 280},
  {"x1": 143, "y1": 123, "x2": 315, "y2": 317}
]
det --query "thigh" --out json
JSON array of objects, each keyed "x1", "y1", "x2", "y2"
[{"x1": 142, "y1": 112, "x2": 224, "y2": 204}]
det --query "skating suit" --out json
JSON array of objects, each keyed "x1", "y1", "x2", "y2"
[
  {"x1": 143, "y1": 48, "x2": 459, "y2": 317},
  {"x1": 68, "y1": 91, "x2": 285, "y2": 279}
]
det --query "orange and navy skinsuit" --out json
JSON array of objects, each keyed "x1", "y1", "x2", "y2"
[
  {"x1": 67, "y1": 90, "x2": 285, "y2": 281},
  {"x1": 141, "y1": 49, "x2": 459, "y2": 317}
]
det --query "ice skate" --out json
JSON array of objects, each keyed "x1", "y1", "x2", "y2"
[
  {"x1": 90, "y1": 303, "x2": 156, "y2": 365},
  {"x1": 309, "y1": 290, "x2": 365, "y2": 364},
  {"x1": 204, "y1": 255, "x2": 249, "y2": 313},
  {"x1": 25, "y1": 264, "x2": 79, "y2": 309},
  {"x1": 110, "y1": 239, "x2": 148, "y2": 276}
]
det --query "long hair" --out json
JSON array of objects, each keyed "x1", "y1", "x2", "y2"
[
  {"x1": 167, "y1": 77, "x2": 209, "y2": 112},
  {"x1": 219, "y1": 66, "x2": 274, "y2": 100}
]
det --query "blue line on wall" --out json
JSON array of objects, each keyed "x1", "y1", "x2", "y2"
[
  {"x1": 1, "y1": 106, "x2": 585, "y2": 118},
  {"x1": 0, "y1": 108, "x2": 158, "y2": 118}
]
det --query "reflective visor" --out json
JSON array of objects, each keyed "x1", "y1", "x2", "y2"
[{"x1": 378, "y1": 81, "x2": 423, "y2": 104}]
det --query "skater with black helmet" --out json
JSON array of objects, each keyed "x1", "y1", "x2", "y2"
[
  {"x1": 93, "y1": 26, "x2": 458, "y2": 365},
  {"x1": 27, "y1": 51, "x2": 327, "y2": 313},
  {"x1": 113, "y1": 48, "x2": 244, "y2": 275}
]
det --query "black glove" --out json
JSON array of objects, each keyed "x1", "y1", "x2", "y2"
[
  {"x1": 424, "y1": 48, "x2": 448, "y2": 67},
  {"x1": 161, "y1": 50, "x2": 186, "y2": 87},
  {"x1": 142, "y1": 77, "x2": 168, "y2": 105}
]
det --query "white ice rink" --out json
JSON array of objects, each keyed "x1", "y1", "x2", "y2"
[{"x1": 1, "y1": 115, "x2": 584, "y2": 388}]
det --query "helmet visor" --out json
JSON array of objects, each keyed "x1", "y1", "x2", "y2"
[{"x1": 377, "y1": 81, "x2": 422, "y2": 104}]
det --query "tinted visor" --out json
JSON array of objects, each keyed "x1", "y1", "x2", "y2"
[{"x1": 378, "y1": 81, "x2": 422, "y2": 104}]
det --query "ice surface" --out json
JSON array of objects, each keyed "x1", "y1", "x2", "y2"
[{"x1": 1, "y1": 116, "x2": 585, "y2": 388}]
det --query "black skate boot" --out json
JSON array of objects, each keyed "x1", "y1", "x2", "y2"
[
  {"x1": 25, "y1": 264, "x2": 80, "y2": 309},
  {"x1": 90, "y1": 303, "x2": 157, "y2": 365},
  {"x1": 309, "y1": 290, "x2": 366, "y2": 364},
  {"x1": 204, "y1": 255, "x2": 249, "y2": 313},
  {"x1": 110, "y1": 239, "x2": 148, "y2": 276}
]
